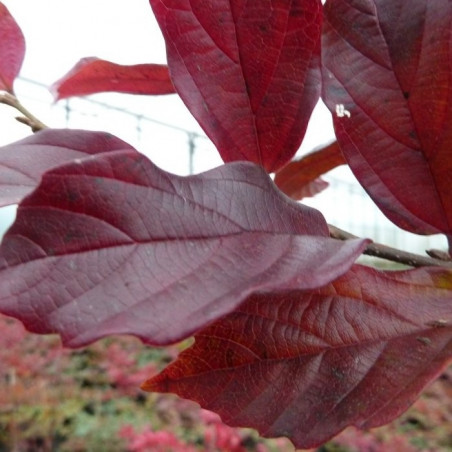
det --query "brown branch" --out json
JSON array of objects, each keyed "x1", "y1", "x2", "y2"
[
  {"x1": 329, "y1": 224, "x2": 452, "y2": 268},
  {"x1": 426, "y1": 248, "x2": 452, "y2": 261},
  {"x1": 0, "y1": 92, "x2": 47, "y2": 132}
]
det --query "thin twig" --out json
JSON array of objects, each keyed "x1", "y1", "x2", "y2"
[
  {"x1": 329, "y1": 224, "x2": 452, "y2": 268},
  {"x1": 0, "y1": 92, "x2": 47, "y2": 132},
  {"x1": 426, "y1": 248, "x2": 452, "y2": 261}
]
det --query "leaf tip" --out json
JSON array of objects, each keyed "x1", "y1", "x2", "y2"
[{"x1": 140, "y1": 375, "x2": 165, "y2": 393}]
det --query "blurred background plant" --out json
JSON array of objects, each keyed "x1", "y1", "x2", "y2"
[{"x1": 0, "y1": 313, "x2": 450, "y2": 452}]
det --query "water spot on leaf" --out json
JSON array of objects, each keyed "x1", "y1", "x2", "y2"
[
  {"x1": 426, "y1": 319, "x2": 448, "y2": 328},
  {"x1": 416, "y1": 337, "x2": 431, "y2": 346}
]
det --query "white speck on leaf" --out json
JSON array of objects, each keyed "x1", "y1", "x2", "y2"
[{"x1": 336, "y1": 104, "x2": 351, "y2": 118}]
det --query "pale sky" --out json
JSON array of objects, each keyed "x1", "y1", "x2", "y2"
[
  {"x1": 1, "y1": 0, "x2": 336, "y2": 156},
  {"x1": 1, "y1": 0, "x2": 336, "y2": 146},
  {"x1": 4, "y1": 0, "x2": 167, "y2": 82},
  {"x1": 1, "y1": 0, "x2": 213, "y2": 145}
]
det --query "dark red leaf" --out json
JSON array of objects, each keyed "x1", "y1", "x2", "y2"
[
  {"x1": 274, "y1": 141, "x2": 346, "y2": 200},
  {"x1": 322, "y1": 0, "x2": 452, "y2": 249},
  {"x1": 0, "y1": 129, "x2": 137, "y2": 207},
  {"x1": 149, "y1": 0, "x2": 322, "y2": 173},
  {"x1": 51, "y1": 58, "x2": 176, "y2": 100},
  {"x1": 0, "y1": 149, "x2": 367, "y2": 347},
  {"x1": 0, "y1": 3, "x2": 25, "y2": 93},
  {"x1": 143, "y1": 265, "x2": 452, "y2": 449}
]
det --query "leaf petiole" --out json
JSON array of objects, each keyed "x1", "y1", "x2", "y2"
[
  {"x1": 329, "y1": 224, "x2": 452, "y2": 268},
  {"x1": 0, "y1": 91, "x2": 47, "y2": 132}
]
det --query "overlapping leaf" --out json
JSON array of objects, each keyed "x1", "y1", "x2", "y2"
[
  {"x1": 148, "y1": 0, "x2": 323, "y2": 173},
  {"x1": 274, "y1": 141, "x2": 345, "y2": 200},
  {"x1": 143, "y1": 264, "x2": 452, "y2": 449},
  {"x1": 0, "y1": 144, "x2": 366, "y2": 347},
  {"x1": 0, "y1": 129, "x2": 137, "y2": 207},
  {"x1": 52, "y1": 58, "x2": 176, "y2": 100},
  {"x1": 0, "y1": 2, "x2": 25, "y2": 93},
  {"x1": 322, "y1": 0, "x2": 452, "y2": 250}
]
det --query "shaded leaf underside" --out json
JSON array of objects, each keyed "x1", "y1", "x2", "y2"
[{"x1": 0, "y1": 129, "x2": 136, "y2": 207}]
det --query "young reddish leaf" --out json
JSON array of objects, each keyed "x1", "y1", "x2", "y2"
[
  {"x1": 293, "y1": 177, "x2": 329, "y2": 199},
  {"x1": 274, "y1": 141, "x2": 346, "y2": 200},
  {"x1": 0, "y1": 129, "x2": 137, "y2": 207},
  {"x1": 0, "y1": 151, "x2": 367, "y2": 347},
  {"x1": 143, "y1": 265, "x2": 452, "y2": 449},
  {"x1": 322, "y1": 0, "x2": 452, "y2": 248},
  {"x1": 51, "y1": 58, "x2": 176, "y2": 100},
  {"x1": 0, "y1": 3, "x2": 25, "y2": 93},
  {"x1": 149, "y1": 0, "x2": 322, "y2": 173}
]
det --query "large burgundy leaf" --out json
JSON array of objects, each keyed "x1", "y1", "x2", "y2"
[
  {"x1": 0, "y1": 2, "x2": 25, "y2": 93},
  {"x1": 149, "y1": 0, "x2": 322, "y2": 173},
  {"x1": 143, "y1": 264, "x2": 452, "y2": 449},
  {"x1": 0, "y1": 129, "x2": 137, "y2": 207},
  {"x1": 51, "y1": 58, "x2": 176, "y2": 100},
  {"x1": 322, "y1": 0, "x2": 452, "y2": 249},
  {"x1": 274, "y1": 141, "x2": 346, "y2": 200},
  {"x1": 0, "y1": 151, "x2": 367, "y2": 347}
]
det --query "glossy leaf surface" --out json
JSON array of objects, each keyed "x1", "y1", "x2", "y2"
[
  {"x1": 0, "y1": 129, "x2": 136, "y2": 207},
  {"x1": 149, "y1": 0, "x2": 322, "y2": 173},
  {"x1": 322, "y1": 0, "x2": 452, "y2": 248},
  {"x1": 274, "y1": 141, "x2": 345, "y2": 200},
  {"x1": 143, "y1": 265, "x2": 452, "y2": 449},
  {"x1": 0, "y1": 147, "x2": 366, "y2": 347},
  {"x1": 52, "y1": 58, "x2": 176, "y2": 100},
  {"x1": 0, "y1": 3, "x2": 25, "y2": 93}
]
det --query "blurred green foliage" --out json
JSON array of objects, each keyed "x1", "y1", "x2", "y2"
[{"x1": 0, "y1": 314, "x2": 450, "y2": 451}]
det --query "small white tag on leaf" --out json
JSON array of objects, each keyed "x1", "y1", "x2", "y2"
[{"x1": 335, "y1": 104, "x2": 351, "y2": 118}]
